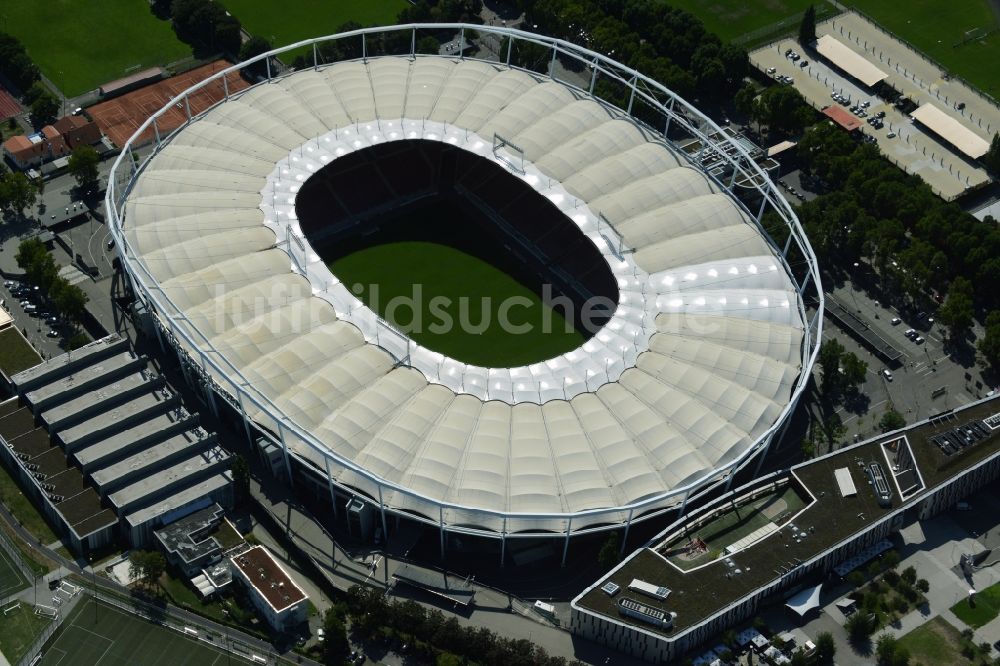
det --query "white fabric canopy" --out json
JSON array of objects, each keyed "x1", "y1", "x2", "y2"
[
  {"x1": 122, "y1": 56, "x2": 807, "y2": 530},
  {"x1": 785, "y1": 583, "x2": 823, "y2": 618}
]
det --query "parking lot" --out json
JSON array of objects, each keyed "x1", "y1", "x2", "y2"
[
  {"x1": 750, "y1": 12, "x2": 993, "y2": 201},
  {"x1": 813, "y1": 276, "x2": 992, "y2": 447}
]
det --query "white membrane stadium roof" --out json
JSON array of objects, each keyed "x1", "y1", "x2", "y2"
[
  {"x1": 815, "y1": 34, "x2": 887, "y2": 88},
  {"x1": 124, "y1": 57, "x2": 806, "y2": 528},
  {"x1": 911, "y1": 103, "x2": 990, "y2": 159}
]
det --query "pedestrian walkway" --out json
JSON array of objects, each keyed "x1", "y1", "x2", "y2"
[{"x1": 57, "y1": 264, "x2": 90, "y2": 287}]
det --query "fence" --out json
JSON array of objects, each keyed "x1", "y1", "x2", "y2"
[
  {"x1": 16, "y1": 598, "x2": 68, "y2": 666},
  {"x1": 838, "y1": 7, "x2": 1000, "y2": 111},
  {"x1": 0, "y1": 525, "x2": 39, "y2": 587},
  {"x1": 734, "y1": 4, "x2": 842, "y2": 47}
]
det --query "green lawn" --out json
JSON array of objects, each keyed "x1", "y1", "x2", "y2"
[
  {"x1": 38, "y1": 597, "x2": 253, "y2": 665},
  {"x1": 0, "y1": 328, "x2": 41, "y2": 378},
  {"x1": 0, "y1": 461, "x2": 59, "y2": 546},
  {"x1": 664, "y1": 484, "x2": 806, "y2": 567},
  {"x1": 330, "y1": 241, "x2": 585, "y2": 367},
  {"x1": 846, "y1": 0, "x2": 1000, "y2": 97},
  {"x1": 662, "y1": 0, "x2": 839, "y2": 45},
  {"x1": 898, "y1": 616, "x2": 975, "y2": 666},
  {"x1": 0, "y1": 547, "x2": 28, "y2": 598},
  {"x1": 951, "y1": 579, "x2": 1000, "y2": 628},
  {"x1": 221, "y1": 0, "x2": 407, "y2": 58},
  {"x1": 0, "y1": 604, "x2": 51, "y2": 664},
  {"x1": 2, "y1": 0, "x2": 190, "y2": 96}
]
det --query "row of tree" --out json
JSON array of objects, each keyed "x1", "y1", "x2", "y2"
[
  {"x1": 0, "y1": 32, "x2": 41, "y2": 93},
  {"x1": 14, "y1": 238, "x2": 89, "y2": 327},
  {"x1": 792, "y1": 122, "x2": 1000, "y2": 333},
  {"x1": 343, "y1": 585, "x2": 581, "y2": 666},
  {"x1": 518, "y1": 0, "x2": 747, "y2": 104}
]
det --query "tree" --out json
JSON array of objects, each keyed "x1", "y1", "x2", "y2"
[
  {"x1": 128, "y1": 550, "x2": 166, "y2": 588},
  {"x1": 734, "y1": 83, "x2": 757, "y2": 120},
  {"x1": 416, "y1": 35, "x2": 441, "y2": 55},
  {"x1": 752, "y1": 85, "x2": 815, "y2": 136},
  {"x1": 939, "y1": 276, "x2": 974, "y2": 340},
  {"x1": 845, "y1": 610, "x2": 875, "y2": 644},
  {"x1": 15, "y1": 238, "x2": 51, "y2": 281},
  {"x1": 0, "y1": 171, "x2": 39, "y2": 215},
  {"x1": 597, "y1": 531, "x2": 621, "y2": 570},
  {"x1": 901, "y1": 566, "x2": 917, "y2": 585},
  {"x1": 882, "y1": 550, "x2": 901, "y2": 570},
  {"x1": 879, "y1": 409, "x2": 906, "y2": 432},
  {"x1": 0, "y1": 33, "x2": 41, "y2": 91},
  {"x1": 818, "y1": 338, "x2": 845, "y2": 397},
  {"x1": 29, "y1": 87, "x2": 60, "y2": 127},
  {"x1": 875, "y1": 632, "x2": 898, "y2": 665},
  {"x1": 915, "y1": 578, "x2": 929, "y2": 594},
  {"x1": 847, "y1": 570, "x2": 865, "y2": 587},
  {"x1": 68, "y1": 145, "x2": 101, "y2": 196},
  {"x1": 231, "y1": 454, "x2": 250, "y2": 503},
  {"x1": 51, "y1": 280, "x2": 89, "y2": 327},
  {"x1": 985, "y1": 133, "x2": 1000, "y2": 173},
  {"x1": 239, "y1": 36, "x2": 272, "y2": 79},
  {"x1": 979, "y1": 310, "x2": 1000, "y2": 369},
  {"x1": 840, "y1": 352, "x2": 868, "y2": 390},
  {"x1": 321, "y1": 610, "x2": 349, "y2": 665},
  {"x1": 799, "y1": 5, "x2": 817, "y2": 46},
  {"x1": 815, "y1": 631, "x2": 836, "y2": 665}
]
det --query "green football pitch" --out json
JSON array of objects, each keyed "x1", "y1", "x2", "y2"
[
  {"x1": 662, "y1": 0, "x2": 838, "y2": 45},
  {"x1": 0, "y1": 548, "x2": 29, "y2": 599},
  {"x1": 3, "y1": 0, "x2": 190, "y2": 97},
  {"x1": 38, "y1": 597, "x2": 252, "y2": 666},
  {"x1": 221, "y1": 0, "x2": 408, "y2": 57},
  {"x1": 329, "y1": 241, "x2": 586, "y2": 367},
  {"x1": 846, "y1": 0, "x2": 1000, "y2": 96}
]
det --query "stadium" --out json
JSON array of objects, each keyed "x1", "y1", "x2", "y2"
[{"x1": 107, "y1": 24, "x2": 823, "y2": 562}]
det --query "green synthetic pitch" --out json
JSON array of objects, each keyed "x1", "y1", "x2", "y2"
[
  {"x1": 2, "y1": 0, "x2": 190, "y2": 97},
  {"x1": 846, "y1": 0, "x2": 1000, "y2": 96},
  {"x1": 0, "y1": 604, "x2": 51, "y2": 664},
  {"x1": 329, "y1": 241, "x2": 586, "y2": 367},
  {"x1": 37, "y1": 598, "x2": 251, "y2": 666}
]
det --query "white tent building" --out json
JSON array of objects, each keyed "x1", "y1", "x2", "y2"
[{"x1": 108, "y1": 25, "x2": 821, "y2": 559}]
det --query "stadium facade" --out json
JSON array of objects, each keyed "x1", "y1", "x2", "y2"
[{"x1": 107, "y1": 24, "x2": 823, "y2": 561}]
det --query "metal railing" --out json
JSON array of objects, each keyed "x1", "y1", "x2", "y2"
[{"x1": 106, "y1": 23, "x2": 824, "y2": 540}]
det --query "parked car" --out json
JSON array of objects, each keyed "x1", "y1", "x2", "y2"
[
  {"x1": 904, "y1": 328, "x2": 917, "y2": 338},
  {"x1": 799, "y1": 60, "x2": 809, "y2": 68},
  {"x1": 890, "y1": 317, "x2": 901, "y2": 325},
  {"x1": 914, "y1": 336, "x2": 925, "y2": 344},
  {"x1": 882, "y1": 369, "x2": 893, "y2": 381},
  {"x1": 24, "y1": 304, "x2": 37, "y2": 313}
]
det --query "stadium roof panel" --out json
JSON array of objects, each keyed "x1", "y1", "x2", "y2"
[
  {"x1": 816, "y1": 35, "x2": 888, "y2": 87},
  {"x1": 112, "y1": 31, "x2": 819, "y2": 536},
  {"x1": 911, "y1": 103, "x2": 991, "y2": 159}
]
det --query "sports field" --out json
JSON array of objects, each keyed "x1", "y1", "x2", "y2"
[
  {"x1": 329, "y1": 241, "x2": 585, "y2": 367},
  {"x1": 0, "y1": 548, "x2": 29, "y2": 598},
  {"x1": 847, "y1": 0, "x2": 1000, "y2": 95},
  {"x1": 38, "y1": 598, "x2": 251, "y2": 666},
  {"x1": 221, "y1": 0, "x2": 408, "y2": 55},
  {"x1": 663, "y1": 0, "x2": 838, "y2": 45},
  {"x1": 0, "y1": 603, "x2": 51, "y2": 663},
  {"x1": 3, "y1": 0, "x2": 190, "y2": 97}
]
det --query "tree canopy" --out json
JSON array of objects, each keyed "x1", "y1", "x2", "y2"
[
  {"x1": 239, "y1": 36, "x2": 273, "y2": 79},
  {"x1": 0, "y1": 33, "x2": 41, "y2": 92},
  {"x1": 68, "y1": 145, "x2": 101, "y2": 196},
  {"x1": 128, "y1": 550, "x2": 166, "y2": 588},
  {"x1": 799, "y1": 5, "x2": 817, "y2": 46},
  {"x1": 985, "y1": 133, "x2": 1000, "y2": 173},
  {"x1": 171, "y1": 0, "x2": 242, "y2": 56},
  {"x1": 0, "y1": 172, "x2": 39, "y2": 216}
]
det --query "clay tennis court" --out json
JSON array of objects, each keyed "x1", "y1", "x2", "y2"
[
  {"x1": 0, "y1": 85, "x2": 21, "y2": 121},
  {"x1": 89, "y1": 60, "x2": 250, "y2": 148}
]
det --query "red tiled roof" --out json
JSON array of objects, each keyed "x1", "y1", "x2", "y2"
[{"x1": 822, "y1": 106, "x2": 863, "y2": 132}]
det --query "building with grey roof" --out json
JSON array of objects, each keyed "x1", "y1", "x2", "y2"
[
  {"x1": 71, "y1": 407, "x2": 196, "y2": 471},
  {"x1": 154, "y1": 503, "x2": 226, "y2": 577}
]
